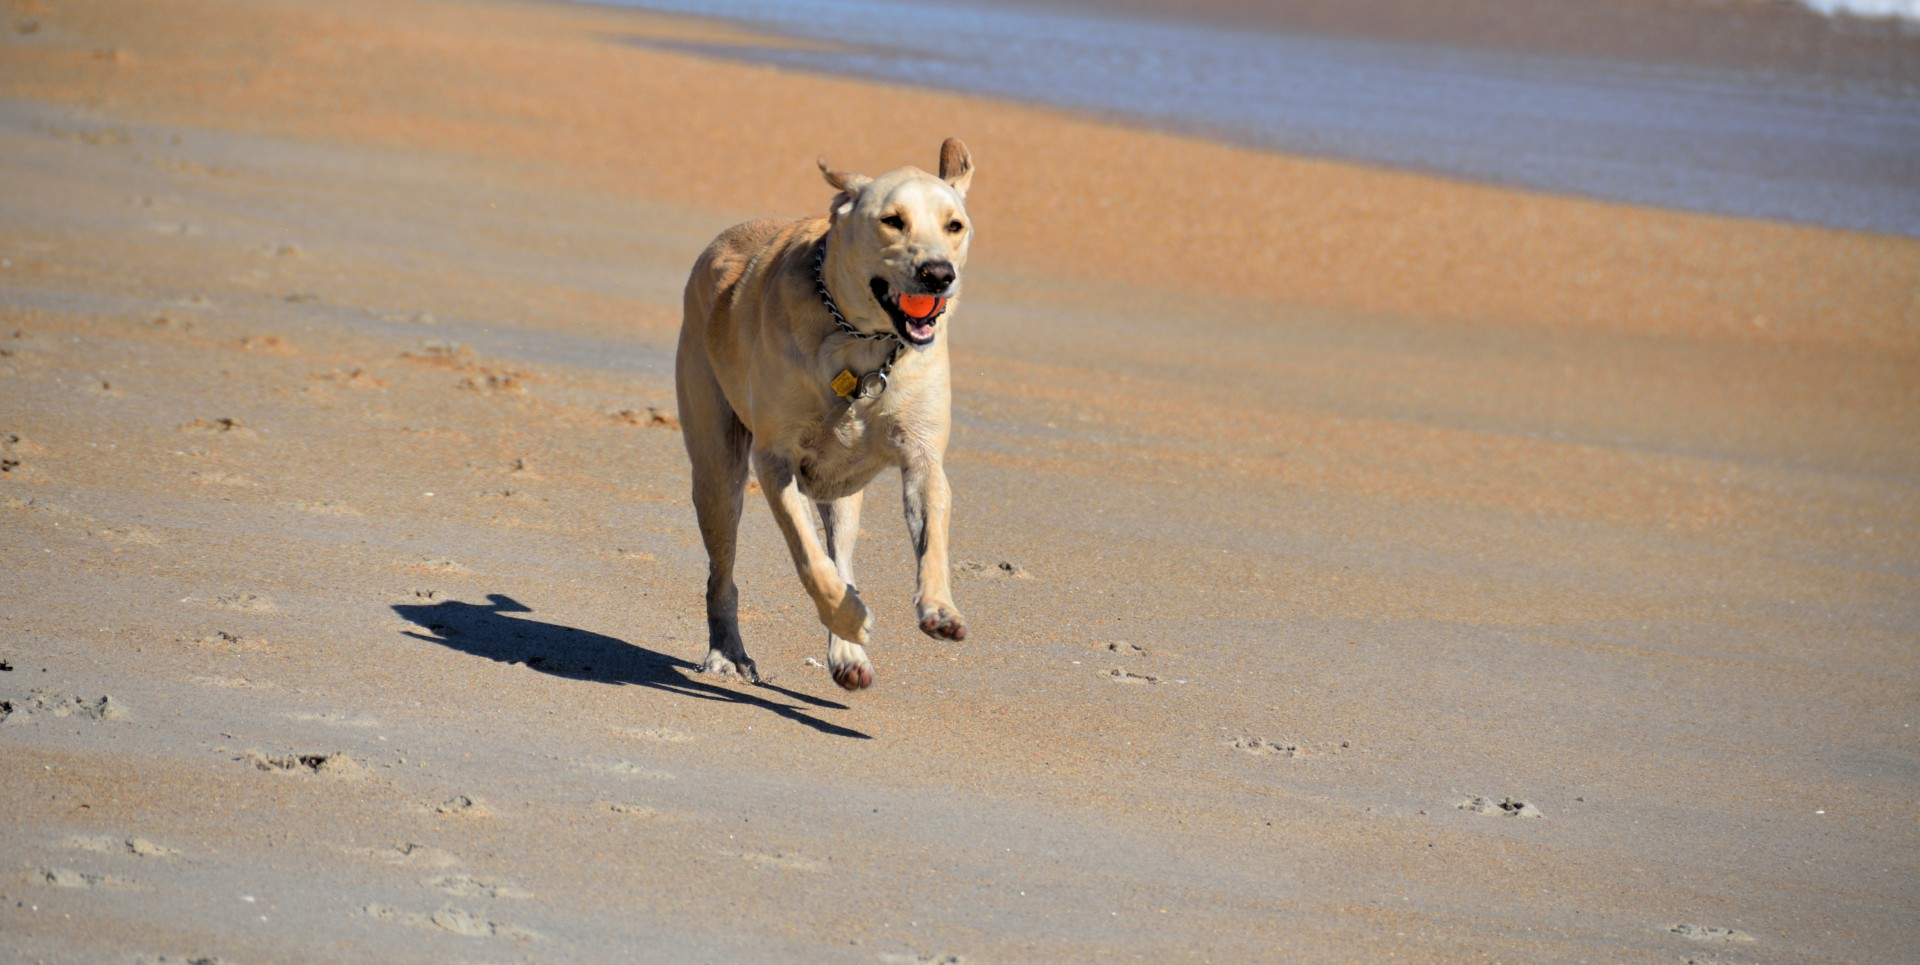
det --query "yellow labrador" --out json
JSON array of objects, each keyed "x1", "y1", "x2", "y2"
[{"x1": 675, "y1": 139, "x2": 975, "y2": 691}]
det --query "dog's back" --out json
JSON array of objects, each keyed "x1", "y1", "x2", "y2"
[{"x1": 681, "y1": 218, "x2": 784, "y2": 349}]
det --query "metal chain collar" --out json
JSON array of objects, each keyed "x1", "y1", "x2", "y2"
[{"x1": 815, "y1": 238, "x2": 904, "y2": 400}]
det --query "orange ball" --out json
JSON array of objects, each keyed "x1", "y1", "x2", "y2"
[{"x1": 897, "y1": 295, "x2": 942, "y2": 319}]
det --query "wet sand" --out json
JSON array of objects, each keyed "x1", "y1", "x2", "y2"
[{"x1": 2, "y1": 0, "x2": 1917, "y2": 962}]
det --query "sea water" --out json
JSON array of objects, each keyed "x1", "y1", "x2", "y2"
[{"x1": 599, "y1": 0, "x2": 1920, "y2": 236}]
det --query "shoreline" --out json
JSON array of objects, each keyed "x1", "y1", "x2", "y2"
[{"x1": 596, "y1": 0, "x2": 1920, "y2": 235}]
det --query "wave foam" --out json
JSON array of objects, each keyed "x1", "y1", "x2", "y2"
[{"x1": 1798, "y1": 0, "x2": 1920, "y2": 22}]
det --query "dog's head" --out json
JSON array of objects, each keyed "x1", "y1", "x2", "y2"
[{"x1": 818, "y1": 138, "x2": 974, "y2": 347}]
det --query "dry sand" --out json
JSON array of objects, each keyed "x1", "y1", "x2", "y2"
[{"x1": 2, "y1": 0, "x2": 1917, "y2": 962}]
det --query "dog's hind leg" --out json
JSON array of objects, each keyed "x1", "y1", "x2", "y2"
[
  {"x1": 817, "y1": 491, "x2": 873, "y2": 690},
  {"x1": 690, "y1": 423, "x2": 755, "y2": 681},
  {"x1": 677, "y1": 356, "x2": 757, "y2": 683}
]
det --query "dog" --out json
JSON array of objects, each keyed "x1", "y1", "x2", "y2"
[{"x1": 675, "y1": 139, "x2": 975, "y2": 691}]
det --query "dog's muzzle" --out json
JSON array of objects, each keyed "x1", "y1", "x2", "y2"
[{"x1": 870, "y1": 270, "x2": 953, "y2": 347}]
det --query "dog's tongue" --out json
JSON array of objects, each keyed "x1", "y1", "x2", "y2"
[{"x1": 898, "y1": 294, "x2": 944, "y2": 319}]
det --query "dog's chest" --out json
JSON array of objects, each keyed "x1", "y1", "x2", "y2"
[{"x1": 791, "y1": 408, "x2": 899, "y2": 501}]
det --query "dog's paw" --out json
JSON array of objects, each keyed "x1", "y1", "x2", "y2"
[
  {"x1": 917, "y1": 603, "x2": 967, "y2": 642},
  {"x1": 698, "y1": 649, "x2": 759, "y2": 683},
  {"x1": 831, "y1": 660, "x2": 873, "y2": 691},
  {"x1": 827, "y1": 638, "x2": 874, "y2": 691},
  {"x1": 824, "y1": 587, "x2": 872, "y2": 645}
]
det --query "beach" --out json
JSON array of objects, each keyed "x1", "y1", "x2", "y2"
[{"x1": 2, "y1": 0, "x2": 1917, "y2": 961}]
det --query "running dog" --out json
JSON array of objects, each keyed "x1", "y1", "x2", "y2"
[{"x1": 675, "y1": 139, "x2": 975, "y2": 691}]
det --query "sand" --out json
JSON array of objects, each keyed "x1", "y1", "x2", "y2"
[{"x1": 2, "y1": 0, "x2": 1917, "y2": 961}]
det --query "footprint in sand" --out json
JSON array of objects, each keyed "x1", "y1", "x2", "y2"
[
  {"x1": 1457, "y1": 796, "x2": 1543, "y2": 818},
  {"x1": 22, "y1": 866, "x2": 144, "y2": 890},
  {"x1": 611, "y1": 725, "x2": 694, "y2": 744},
  {"x1": 180, "y1": 594, "x2": 278, "y2": 616},
  {"x1": 239, "y1": 750, "x2": 368, "y2": 780},
  {"x1": 189, "y1": 470, "x2": 257, "y2": 488},
  {"x1": 610, "y1": 406, "x2": 679, "y2": 428},
  {"x1": 432, "y1": 794, "x2": 492, "y2": 818},
  {"x1": 1227, "y1": 736, "x2": 1300, "y2": 757},
  {"x1": 191, "y1": 675, "x2": 271, "y2": 690},
  {"x1": 357, "y1": 842, "x2": 463, "y2": 869},
  {"x1": 407, "y1": 557, "x2": 470, "y2": 575},
  {"x1": 735, "y1": 850, "x2": 826, "y2": 873},
  {"x1": 149, "y1": 313, "x2": 198, "y2": 334},
  {"x1": 292, "y1": 498, "x2": 365, "y2": 515},
  {"x1": 362, "y1": 903, "x2": 539, "y2": 940},
  {"x1": 428, "y1": 873, "x2": 532, "y2": 900},
  {"x1": 380, "y1": 310, "x2": 438, "y2": 327},
  {"x1": 953, "y1": 559, "x2": 1031, "y2": 579},
  {"x1": 456, "y1": 369, "x2": 528, "y2": 394},
  {"x1": 183, "y1": 631, "x2": 275, "y2": 654},
  {"x1": 62, "y1": 834, "x2": 179, "y2": 858},
  {"x1": 212, "y1": 592, "x2": 276, "y2": 613},
  {"x1": 1106, "y1": 667, "x2": 1160, "y2": 685},
  {"x1": 49, "y1": 122, "x2": 132, "y2": 146},
  {"x1": 401, "y1": 340, "x2": 471, "y2": 366},
  {"x1": 176, "y1": 417, "x2": 257, "y2": 438},
  {"x1": 1668, "y1": 923, "x2": 1756, "y2": 943},
  {"x1": 238, "y1": 334, "x2": 296, "y2": 355},
  {"x1": 603, "y1": 802, "x2": 667, "y2": 820},
  {"x1": 279, "y1": 711, "x2": 380, "y2": 728},
  {"x1": 1, "y1": 691, "x2": 127, "y2": 723},
  {"x1": 91, "y1": 524, "x2": 164, "y2": 545},
  {"x1": 308, "y1": 367, "x2": 387, "y2": 390},
  {"x1": 1105, "y1": 641, "x2": 1147, "y2": 656},
  {"x1": 580, "y1": 760, "x2": 676, "y2": 781},
  {"x1": 0, "y1": 435, "x2": 36, "y2": 481}
]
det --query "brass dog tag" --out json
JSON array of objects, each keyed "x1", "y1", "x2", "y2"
[{"x1": 831, "y1": 369, "x2": 859, "y2": 399}]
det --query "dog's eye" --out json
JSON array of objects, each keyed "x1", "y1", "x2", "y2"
[
  {"x1": 881, "y1": 214, "x2": 906, "y2": 230},
  {"x1": 946, "y1": 220, "x2": 965, "y2": 234}
]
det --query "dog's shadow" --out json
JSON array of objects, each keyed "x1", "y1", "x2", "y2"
[{"x1": 392, "y1": 593, "x2": 868, "y2": 740}]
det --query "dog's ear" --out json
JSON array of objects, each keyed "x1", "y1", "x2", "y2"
[
  {"x1": 818, "y1": 157, "x2": 872, "y2": 221},
  {"x1": 938, "y1": 138, "x2": 973, "y2": 198}
]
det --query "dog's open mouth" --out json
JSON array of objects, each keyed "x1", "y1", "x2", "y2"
[{"x1": 870, "y1": 278, "x2": 947, "y2": 346}]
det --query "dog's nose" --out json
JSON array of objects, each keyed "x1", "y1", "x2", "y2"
[{"x1": 915, "y1": 260, "x2": 956, "y2": 292}]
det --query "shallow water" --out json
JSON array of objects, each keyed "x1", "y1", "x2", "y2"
[{"x1": 602, "y1": 0, "x2": 1920, "y2": 236}]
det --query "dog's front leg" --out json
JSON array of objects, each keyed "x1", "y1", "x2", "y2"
[
  {"x1": 755, "y1": 452, "x2": 875, "y2": 687},
  {"x1": 902, "y1": 456, "x2": 967, "y2": 641},
  {"x1": 817, "y1": 492, "x2": 874, "y2": 691}
]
